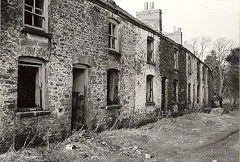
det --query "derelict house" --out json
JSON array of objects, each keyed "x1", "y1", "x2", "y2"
[{"x1": 0, "y1": 0, "x2": 212, "y2": 152}]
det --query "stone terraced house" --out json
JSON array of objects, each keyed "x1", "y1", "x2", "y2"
[{"x1": 0, "y1": 0, "x2": 213, "y2": 152}]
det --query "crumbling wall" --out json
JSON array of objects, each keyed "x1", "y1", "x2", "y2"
[
  {"x1": 1, "y1": 0, "x2": 114, "y2": 151},
  {"x1": 0, "y1": 0, "x2": 214, "y2": 152},
  {"x1": 0, "y1": 0, "x2": 162, "y2": 150},
  {"x1": 0, "y1": 0, "x2": 74, "y2": 152}
]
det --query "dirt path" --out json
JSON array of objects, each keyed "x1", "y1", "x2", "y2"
[
  {"x1": 0, "y1": 113, "x2": 238, "y2": 162},
  {"x1": 100, "y1": 113, "x2": 239, "y2": 162},
  {"x1": 163, "y1": 129, "x2": 239, "y2": 162}
]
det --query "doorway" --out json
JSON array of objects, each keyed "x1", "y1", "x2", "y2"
[
  {"x1": 161, "y1": 77, "x2": 168, "y2": 113},
  {"x1": 72, "y1": 66, "x2": 88, "y2": 130}
]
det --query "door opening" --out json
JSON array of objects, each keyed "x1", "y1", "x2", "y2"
[
  {"x1": 161, "y1": 77, "x2": 166, "y2": 113},
  {"x1": 72, "y1": 67, "x2": 88, "y2": 130}
]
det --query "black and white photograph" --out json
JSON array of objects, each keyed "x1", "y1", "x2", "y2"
[{"x1": 0, "y1": 0, "x2": 239, "y2": 161}]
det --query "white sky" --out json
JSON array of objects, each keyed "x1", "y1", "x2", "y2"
[{"x1": 115, "y1": 0, "x2": 240, "y2": 46}]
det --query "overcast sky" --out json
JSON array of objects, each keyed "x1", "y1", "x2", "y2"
[{"x1": 115, "y1": 0, "x2": 240, "y2": 46}]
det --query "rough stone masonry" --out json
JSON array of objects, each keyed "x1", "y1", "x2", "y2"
[{"x1": 0, "y1": 0, "x2": 213, "y2": 152}]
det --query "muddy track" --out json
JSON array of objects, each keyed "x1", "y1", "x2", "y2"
[{"x1": 193, "y1": 128, "x2": 239, "y2": 151}]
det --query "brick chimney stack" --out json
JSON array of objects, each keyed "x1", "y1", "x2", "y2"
[
  {"x1": 136, "y1": 1, "x2": 162, "y2": 33},
  {"x1": 163, "y1": 26, "x2": 183, "y2": 45}
]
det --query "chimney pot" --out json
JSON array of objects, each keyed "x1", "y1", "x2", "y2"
[
  {"x1": 150, "y1": 2, "x2": 154, "y2": 9},
  {"x1": 144, "y1": 2, "x2": 148, "y2": 11},
  {"x1": 173, "y1": 26, "x2": 176, "y2": 32}
]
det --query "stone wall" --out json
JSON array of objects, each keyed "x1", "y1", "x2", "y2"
[
  {"x1": 132, "y1": 29, "x2": 161, "y2": 124},
  {"x1": 178, "y1": 48, "x2": 188, "y2": 112},
  {"x1": 0, "y1": 0, "x2": 161, "y2": 151},
  {"x1": 186, "y1": 52, "x2": 212, "y2": 110},
  {"x1": 186, "y1": 52, "x2": 198, "y2": 109},
  {"x1": 158, "y1": 38, "x2": 188, "y2": 114},
  {"x1": 0, "y1": 0, "x2": 213, "y2": 152}
]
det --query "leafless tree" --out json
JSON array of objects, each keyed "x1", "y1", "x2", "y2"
[
  {"x1": 212, "y1": 38, "x2": 234, "y2": 103},
  {"x1": 204, "y1": 37, "x2": 235, "y2": 107},
  {"x1": 186, "y1": 36, "x2": 212, "y2": 61},
  {"x1": 190, "y1": 37, "x2": 199, "y2": 56},
  {"x1": 199, "y1": 36, "x2": 212, "y2": 60}
]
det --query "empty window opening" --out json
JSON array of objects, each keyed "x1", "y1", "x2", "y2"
[
  {"x1": 107, "y1": 69, "x2": 119, "y2": 105},
  {"x1": 24, "y1": 0, "x2": 45, "y2": 29},
  {"x1": 147, "y1": 37, "x2": 154, "y2": 63},
  {"x1": 146, "y1": 75, "x2": 154, "y2": 102},
  {"x1": 17, "y1": 59, "x2": 44, "y2": 109}
]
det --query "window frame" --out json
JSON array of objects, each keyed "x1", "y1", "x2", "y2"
[
  {"x1": 147, "y1": 36, "x2": 154, "y2": 64},
  {"x1": 146, "y1": 75, "x2": 154, "y2": 103},
  {"x1": 23, "y1": 0, "x2": 48, "y2": 31},
  {"x1": 17, "y1": 57, "x2": 46, "y2": 111},
  {"x1": 108, "y1": 19, "x2": 119, "y2": 52}
]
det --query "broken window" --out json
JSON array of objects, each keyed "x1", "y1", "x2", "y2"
[
  {"x1": 146, "y1": 75, "x2": 154, "y2": 102},
  {"x1": 147, "y1": 37, "x2": 154, "y2": 63},
  {"x1": 24, "y1": 0, "x2": 45, "y2": 29},
  {"x1": 108, "y1": 21, "x2": 118, "y2": 51},
  {"x1": 173, "y1": 49, "x2": 179, "y2": 70},
  {"x1": 188, "y1": 55, "x2": 192, "y2": 75},
  {"x1": 173, "y1": 80, "x2": 178, "y2": 102},
  {"x1": 107, "y1": 69, "x2": 119, "y2": 105},
  {"x1": 17, "y1": 57, "x2": 45, "y2": 109}
]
